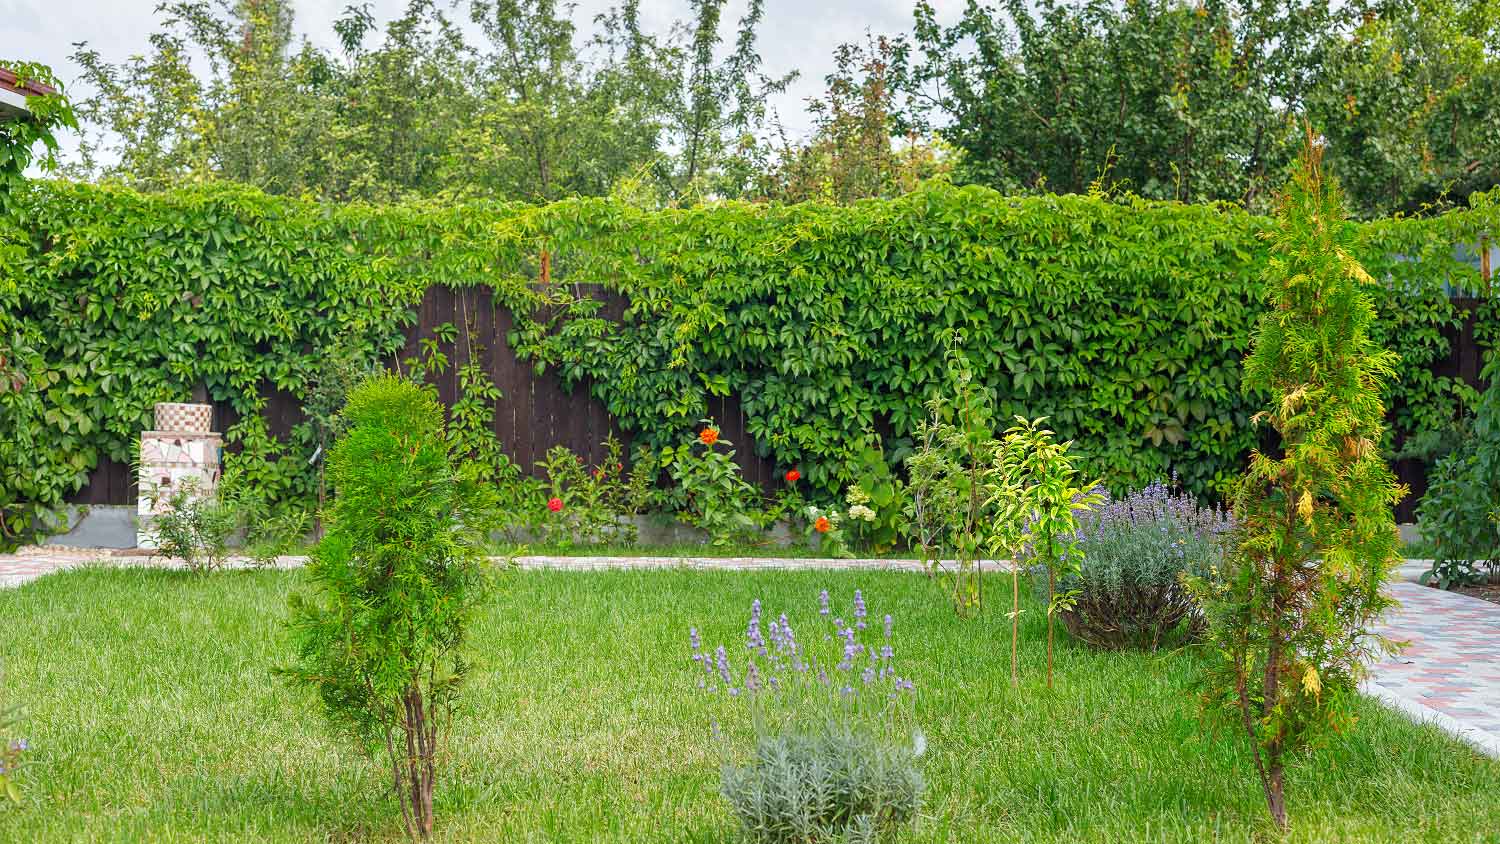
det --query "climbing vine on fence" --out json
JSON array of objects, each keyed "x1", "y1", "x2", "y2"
[{"x1": 1, "y1": 177, "x2": 1495, "y2": 549}]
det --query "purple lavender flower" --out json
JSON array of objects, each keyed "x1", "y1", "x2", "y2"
[
  {"x1": 747, "y1": 600, "x2": 765, "y2": 651},
  {"x1": 690, "y1": 626, "x2": 703, "y2": 663},
  {"x1": 716, "y1": 645, "x2": 731, "y2": 685},
  {"x1": 862, "y1": 666, "x2": 876, "y2": 685},
  {"x1": 746, "y1": 660, "x2": 761, "y2": 693},
  {"x1": 818, "y1": 589, "x2": 830, "y2": 616},
  {"x1": 883, "y1": 613, "x2": 893, "y2": 640},
  {"x1": 853, "y1": 590, "x2": 867, "y2": 630}
]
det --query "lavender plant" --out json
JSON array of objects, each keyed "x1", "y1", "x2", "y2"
[
  {"x1": 690, "y1": 591, "x2": 924, "y2": 843},
  {"x1": 0, "y1": 674, "x2": 27, "y2": 803},
  {"x1": 1045, "y1": 480, "x2": 1233, "y2": 650}
]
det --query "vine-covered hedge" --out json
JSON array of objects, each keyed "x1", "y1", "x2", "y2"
[{"x1": 2, "y1": 179, "x2": 1495, "y2": 546}]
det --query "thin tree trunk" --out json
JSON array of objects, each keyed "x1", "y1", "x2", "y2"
[
  {"x1": 1266, "y1": 757, "x2": 1287, "y2": 830},
  {"x1": 1011, "y1": 566, "x2": 1020, "y2": 687},
  {"x1": 1046, "y1": 564, "x2": 1055, "y2": 689}
]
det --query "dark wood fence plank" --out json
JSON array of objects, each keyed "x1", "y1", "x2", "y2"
[{"x1": 68, "y1": 287, "x2": 1489, "y2": 519}]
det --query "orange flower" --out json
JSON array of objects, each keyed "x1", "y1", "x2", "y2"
[
  {"x1": 699, "y1": 428, "x2": 720, "y2": 446},
  {"x1": 814, "y1": 516, "x2": 831, "y2": 533}
]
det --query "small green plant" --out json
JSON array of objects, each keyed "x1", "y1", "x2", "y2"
[
  {"x1": 143, "y1": 477, "x2": 240, "y2": 573},
  {"x1": 654, "y1": 421, "x2": 764, "y2": 546},
  {"x1": 1188, "y1": 136, "x2": 1404, "y2": 831},
  {"x1": 690, "y1": 591, "x2": 923, "y2": 843},
  {"x1": 1418, "y1": 351, "x2": 1500, "y2": 589},
  {"x1": 242, "y1": 506, "x2": 311, "y2": 569},
  {"x1": 904, "y1": 347, "x2": 999, "y2": 616},
  {"x1": 283, "y1": 374, "x2": 496, "y2": 841},
  {"x1": 989, "y1": 417, "x2": 1103, "y2": 688},
  {"x1": 533, "y1": 437, "x2": 643, "y2": 546}
]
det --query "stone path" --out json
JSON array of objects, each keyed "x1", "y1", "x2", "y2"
[
  {"x1": 1365, "y1": 580, "x2": 1500, "y2": 758},
  {"x1": 3, "y1": 548, "x2": 1497, "y2": 758}
]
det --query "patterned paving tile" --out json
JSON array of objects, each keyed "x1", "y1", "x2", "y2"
[{"x1": 1366, "y1": 581, "x2": 1500, "y2": 758}]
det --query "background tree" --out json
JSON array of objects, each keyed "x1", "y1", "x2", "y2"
[
  {"x1": 1189, "y1": 134, "x2": 1405, "y2": 829},
  {"x1": 759, "y1": 36, "x2": 954, "y2": 204},
  {"x1": 897, "y1": 0, "x2": 1332, "y2": 211},
  {"x1": 1307, "y1": 0, "x2": 1500, "y2": 216}
]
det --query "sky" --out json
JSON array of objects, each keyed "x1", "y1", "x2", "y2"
[{"x1": 2, "y1": 0, "x2": 968, "y2": 166}]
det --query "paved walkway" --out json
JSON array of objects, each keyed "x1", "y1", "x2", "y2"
[
  {"x1": 2, "y1": 548, "x2": 1496, "y2": 758},
  {"x1": 1365, "y1": 580, "x2": 1500, "y2": 758}
]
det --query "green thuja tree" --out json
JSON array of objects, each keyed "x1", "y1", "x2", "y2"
[
  {"x1": 283, "y1": 374, "x2": 496, "y2": 841},
  {"x1": 1190, "y1": 134, "x2": 1405, "y2": 831}
]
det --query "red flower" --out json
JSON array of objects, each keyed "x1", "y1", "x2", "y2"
[
  {"x1": 547, "y1": 497, "x2": 564, "y2": 513},
  {"x1": 814, "y1": 516, "x2": 831, "y2": 533},
  {"x1": 785, "y1": 469, "x2": 801, "y2": 483},
  {"x1": 594, "y1": 468, "x2": 605, "y2": 480},
  {"x1": 699, "y1": 428, "x2": 720, "y2": 446}
]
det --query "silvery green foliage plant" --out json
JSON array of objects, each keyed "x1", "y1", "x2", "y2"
[
  {"x1": 690, "y1": 591, "x2": 924, "y2": 843},
  {"x1": 1045, "y1": 480, "x2": 1233, "y2": 650},
  {"x1": 0, "y1": 676, "x2": 27, "y2": 804}
]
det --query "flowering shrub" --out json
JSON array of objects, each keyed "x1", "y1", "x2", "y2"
[
  {"x1": 1045, "y1": 480, "x2": 1233, "y2": 650},
  {"x1": 651, "y1": 419, "x2": 764, "y2": 546},
  {"x1": 689, "y1": 591, "x2": 923, "y2": 843},
  {"x1": 802, "y1": 505, "x2": 851, "y2": 557},
  {"x1": 531, "y1": 437, "x2": 645, "y2": 546},
  {"x1": 842, "y1": 446, "x2": 906, "y2": 553}
]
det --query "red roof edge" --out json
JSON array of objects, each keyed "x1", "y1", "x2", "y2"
[{"x1": 0, "y1": 67, "x2": 59, "y2": 98}]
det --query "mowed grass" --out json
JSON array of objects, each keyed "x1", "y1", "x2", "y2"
[{"x1": 2, "y1": 567, "x2": 1498, "y2": 843}]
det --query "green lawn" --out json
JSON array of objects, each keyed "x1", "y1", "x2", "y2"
[{"x1": 3, "y1": 567, "x2": 1497, "y2": 843}]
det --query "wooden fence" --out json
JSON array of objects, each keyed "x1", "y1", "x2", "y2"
[
  {"x1": 68, "y1": 284, "x2": 780, "y2": 506},
  {"x1": 68, "y1": 290, "x2": 1489, "y2": 522}
]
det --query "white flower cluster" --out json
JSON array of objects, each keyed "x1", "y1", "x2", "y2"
[{"x1": 844, "y1": 484, "x2": 877, "y2": 522}]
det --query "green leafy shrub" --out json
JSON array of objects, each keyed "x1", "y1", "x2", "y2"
[
  {"x1": 691, "y1": 591, "x2": 923, "y2": 843},
  {"x1": 651, "y1": 421, "x2": 764, "y2": 546},
  {"x1": 531, "y1": 437, "x2": 645, "y2": 546},
  {"x1": 143, "y1": 478, "x2": 241, "y2": 574},
  {"x1": 1418, "y1": 352, "x2": 1500, "y2": 588},
  {"x1": 1189, "y1": 138, "x2": 1405, "y2": 831},
  {"x1": 283, "y1": 374, "x2": 496, "y2": 841},
  {"x1": 1050, "y1": 481, "x2": 1231, "y2": 651}
]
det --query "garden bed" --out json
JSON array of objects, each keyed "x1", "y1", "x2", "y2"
[{"x1": 2, "y1": 567, "x2": 1497, "y2": 843}]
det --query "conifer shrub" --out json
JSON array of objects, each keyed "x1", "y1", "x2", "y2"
[
  {"x1": 282, "y1": 374, "x2": 496, "y2": 841},
  {"x1": 1188, "y1": 134, "x2": 1405, "y2": 830}
]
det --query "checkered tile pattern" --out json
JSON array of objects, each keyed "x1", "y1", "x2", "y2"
[
  {"x1": 1368, "y1": 581, "x2": 1500, "y2": 753},
  {"x1": 153, "y1": 402, "x2": 213, "y2": 433}
]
